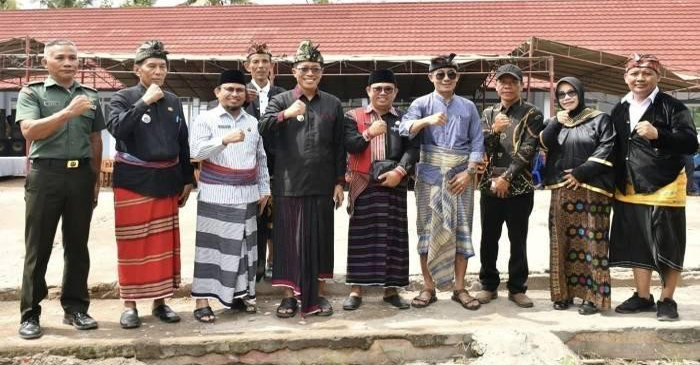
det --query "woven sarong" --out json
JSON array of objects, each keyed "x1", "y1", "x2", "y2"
[
  {"x1": 199, "y1": 160, "x2": 257, "y2": 186},
  {"x1": 114, "y1": 188, "x2": 181, "y2": 300},
  {"x1": 416, "y1": 146, "x2": 474, "y2": 290},
  {"x1": 192, "y1": 201, "x2": 258, "y2": 307}
]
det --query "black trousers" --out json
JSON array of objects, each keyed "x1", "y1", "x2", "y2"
[
  {"x1": 479, "y1": 192, "x2": 534, "y2": 294},
  {"x1": 21, "y1": 160, "x2": 96, "y2": 322}
]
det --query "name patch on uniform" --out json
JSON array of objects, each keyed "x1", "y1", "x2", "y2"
[
  {"x1": 218, "y1": 125, "x2": 232, "y2": 129},
  {"x1": 43, "y1": 100, "x2": 60, "y2": 107},
  {"x1": 142, "y1": 114, "x2": 152, "y2": 124}
]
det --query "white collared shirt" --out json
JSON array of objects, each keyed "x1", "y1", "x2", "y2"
[
  {"x1": 622, "y1": 87, "x2": 659, "y2": 132},
  {"x1": 190, "y1": 104, "x2": 270, "y2": 205},
  {"x1": 251, "y1": 79, "x2": 271, "y2": 116}
]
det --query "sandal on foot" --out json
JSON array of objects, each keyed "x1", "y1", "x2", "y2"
[
  {"x1": 193, "y1": 306, "x2": 216, "y2": 323},
  {"x1": 553, "y1": 299, "x2": 573, "y2": 310},
  {"x1": 452, "y1": 289, "x2": 481, "y2": 311},
  {"x1": 316, "y1": 296, "x2": 334, "y2": 316},
  {"x1": 276, "y1": 297, "x2": 298, "y2": 318},
  {"x1": 343, "y1": 295, "x2": 362, "y2": 311},
  {"x1": 578, "y1": 300, "x2": 599, "y2": 315},
  {"x1": 243, "y1": 298, "x2": 257, "y2": 314},
  {"x1": 411, "y1": 288, "x2": 437, "y2": 308}
]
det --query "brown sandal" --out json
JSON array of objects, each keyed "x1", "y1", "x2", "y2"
[
  {"x1": 411, "y1": 288, "x2": 437, "y2": 308},
  {"x1": 452, "y1": 289, "x2": 481, "y2": 311}
]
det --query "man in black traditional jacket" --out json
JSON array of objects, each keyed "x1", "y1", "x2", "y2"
[
  {"x1": 259, "y1": 40, "x2": 345, "y2": 318},
  {"x1": 610, "y1": 54, "x2": 698, "y2": 321}
]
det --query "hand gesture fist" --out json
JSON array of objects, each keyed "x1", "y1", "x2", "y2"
[{"x1": 142, "y1": 84, "x2": 165, "y2": 105}]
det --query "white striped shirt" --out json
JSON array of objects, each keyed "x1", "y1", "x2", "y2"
[{"x1": 190, "y1": 104, "x2": 271, "y2": 205}]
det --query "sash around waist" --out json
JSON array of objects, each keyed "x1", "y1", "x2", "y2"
[
  {"x1": 417, "y1": 147, "x2": 469, "y2": 185},
  {"x1": 115, "y1": 152, "x2": 179, "y2": 169},
  {"x1": 199, "y1": 160, "x2": 258, "y2": 186}
]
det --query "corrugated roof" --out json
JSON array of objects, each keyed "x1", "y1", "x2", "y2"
[{"x1": 1, "y1": 0, "x2": 699, "y2": 74}]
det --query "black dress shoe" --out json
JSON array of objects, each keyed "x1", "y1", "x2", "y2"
[
  {"x1": 152, "y1": 304, "x2": 181, "y2": 323},
  {"x1": 383, "y1": 294, "x2": 410, "y2": 309},
  {"x1": 342, "y1": 295, "x2": 362, "y2": 311},
  {"x1": 120, "y1": 308, "x2": 141, "y2": 329},
  {"x1": 63, "y1": 312, "x2": 98, "y2": 330},
  {"x1": 19, "y1": 317, "x2": 42, "y2": 339}
]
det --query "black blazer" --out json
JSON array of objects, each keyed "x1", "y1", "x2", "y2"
[{"x1": 245, "y1": 82, "x2": 286, "y2": 176}]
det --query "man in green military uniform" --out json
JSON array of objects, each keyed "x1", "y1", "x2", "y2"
[{"x1": 16, "y1": 40, "x2": 104, "y2": 339}]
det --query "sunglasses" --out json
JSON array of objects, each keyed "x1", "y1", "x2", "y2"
[
  {"x1": 295, "y1": 66, "x2": 323, "y2": 75},
  {"x1": 370, "y1": 86, "x2": 395, "y2": 94},
  {"x1": 556, "y1": 90, "x2": 577, "y2": 99},
  {"x1": 434, "y1": 70, "x2": 458, "y2": 81}
]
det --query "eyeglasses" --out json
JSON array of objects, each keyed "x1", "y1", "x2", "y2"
[
  {"x1": 295, "y1": 66, "x2": 323, "y2": 75},
  {"x1": 434, "y1": 70, "x2": 458, "y2": 80},
  {"x1": 221, "y1": 86, "x2": 246, "y2": 94},
  {"x1": 556, "y1": 90, "x2": 577, "y2": 99},
  {"x1": 370, "y1": 86, "x2": 395, "y2": 94}
]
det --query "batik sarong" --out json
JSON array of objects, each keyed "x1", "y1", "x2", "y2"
[{"x1": 549, "y1": 188, "x2": 612, "y2": 309}]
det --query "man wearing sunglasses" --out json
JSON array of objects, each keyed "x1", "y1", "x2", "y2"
[
  {"x1": 243, "y1": 42, "x2": 286, "y2": 283},
  {"x1": 342, "y1": 69, "x2": 419, "y2": 311},
  {"x1": 475, "y1": 63, "x2": 544, "y2": 309},
  {"x1": 399, "y1": 54, "x2": 485, "y2": 311},
  {"x1": 259, "y1": 40, "x2": 345, "y2": 318},
  {"x1": 609, "y1": 54, "x2": 697, "y2": 321}
]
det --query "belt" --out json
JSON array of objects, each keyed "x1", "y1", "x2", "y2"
[{"x1": 31, "y1": 158, "x2": 91, "y2": 169}]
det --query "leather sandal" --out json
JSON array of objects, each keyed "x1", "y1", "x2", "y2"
[
  {"x1": 343, "y1": 295, "x2": 363, "y2": 311},
  {"x1": 120, "y1": 308, "x2": 141, "y2": 329},
  {"x1": 579, "y1": 300, "x2": 599, "y2": 315},
  {"x1": 553, "y1": 299, "x2": 573, "y2": 310},
  {"x1": 316, "y1": 296, "x2": 334, "y2": 316},
  {"x1": 411, "y1": 288, "x2": 437, "y2": 308},
  {"x1": 276, "y1": 297, "x2": 298, "y2": 318},
  {"x1": 452, "y1": 289, "x2": 481, "y2": 311},
  {"x1": 193, "y1": 306, "x2": 216, "y2": 323}
]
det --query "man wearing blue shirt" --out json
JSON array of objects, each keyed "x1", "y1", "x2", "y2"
[{"x1": 399, "y1": 53, "x2": 484, "y2": 311}]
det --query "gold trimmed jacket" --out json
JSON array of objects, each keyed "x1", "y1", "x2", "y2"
[{"x1": 540, "y1": 109, "x2": 616, "y2": 197}]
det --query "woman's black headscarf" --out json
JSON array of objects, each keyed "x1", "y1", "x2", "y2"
[{"x1": 556, "y1": 76, "x2": 586, "y2": 117}]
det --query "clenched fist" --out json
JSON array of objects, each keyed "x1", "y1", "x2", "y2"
[
  {"x1": 66, "y1": 95, "x2": 93, "y2": 118},
  {"x1": 428, "y1": 112, "x2": 448, "y2": 126},
  {"x1": 142, "y1": 83, "x2": 165, "y2": 105},
  {"x1": 635, "y1": 121, "x2": 658, "y2": 140},
  {"x1": 367, "y1": 119, "x2": 387, "y2": 138},
  {"x1": 492, "y1": 112, "x2": 510, "y2": 133},
  {"x1": 284, "y1": 100, "x2": 306, "y2": 120},
  {"x1": 223, "y1": 128, "x2": 245, "y2": 145}
]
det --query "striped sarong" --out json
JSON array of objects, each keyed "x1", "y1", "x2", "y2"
[
  {"x1": 114, "y1": 188, "x2": 181, "y2": 300},
  {"x1": 346, "y1": 185, "x2": 409, "y2": 287},
  {"x1": 192, "y1": 201, "x2": 258, "y2": 306},
  {"x1": 199, "y1": 160, "x2": 258, "y2": 186},
  {"x1": 416, "y1": 146, "x2": 475, "y2": 290}
]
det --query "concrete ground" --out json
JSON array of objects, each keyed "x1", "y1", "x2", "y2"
[{"x1": 1, "y1": 177, "x2": 699, "y2": 291}]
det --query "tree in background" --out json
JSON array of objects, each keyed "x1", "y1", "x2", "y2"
[
  {"x1": 1, "y1": 0, "x2": 19, "y2": 9},
  {"x1": 121, "y1": 0, "x2": 153, "y2": 6},
  {"x1": 39, "y1": 0, "x2": 93, "y2": 7}
]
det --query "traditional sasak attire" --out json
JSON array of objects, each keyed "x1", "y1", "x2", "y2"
[
  {"x1": 107, "y1": 83, "x2": 194, "y2": 301},
  {"x1": 189, "y1": 102, "x2": 270, "y2": 307},
  {"x1": 344, "y1": 103, "x2": 419, "y2": 288},
  {"x1": 541, "y1": 77, "x2": 616, "y2": 309}
]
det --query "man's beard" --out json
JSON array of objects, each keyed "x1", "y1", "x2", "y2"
[{"x1": 223, "y1": 105, "x2": 241, "y2": 113}]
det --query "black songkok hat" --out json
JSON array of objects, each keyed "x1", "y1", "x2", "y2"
[
  {"x1": 429, "y1": 53, "x2": 457, "y2": 72},
  {"x1": 217, "y1": 69, "x2": 246, "y2": 87},
  {"x1": 134, "y1": 40, "x2": 169, "y2": 64},
  {"x1": 293, "y1": 40, "x2": 324, "y2": 65},
  {"x1": 368, "y1": 69, "x2": 396, "y2": 86}
]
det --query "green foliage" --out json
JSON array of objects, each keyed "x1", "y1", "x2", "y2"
[
  {"x1": 39, "y1": 0, "x2": 93, "y2": 8},
  {"x1": 120, "y1": 0, "x2": 154, "y2": 7},
  {"x1": 0, "y1": 0, "x2": 19, "y2": 9}
]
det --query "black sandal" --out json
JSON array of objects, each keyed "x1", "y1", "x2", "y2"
[
  {"x1": 553, "y1": 299, "x2": 573, "y2": 310},
  {"x1": 276, "y1": 297, "x2": 298, "y2": 318},
  {"x1": 193, "y1": 306, "x2": 216, "y2": 323},
  {"x1": 452, "y1": 289, "x2": 481, "y2": 311},
  {"x1": 411, "y1": 288, "x2": 437, "y2": 308},
  {"x1": 383, "y1": 294, "x2": 410, "y2": 309},
  {"x1": 316, "y1": 296, "x2": 334, "y2": 316},
  {"x1": 579, "y1": 300, "x2": 599, "y2": 315}
]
